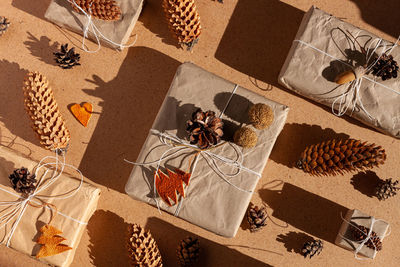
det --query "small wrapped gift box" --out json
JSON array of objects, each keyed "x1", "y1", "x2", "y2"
[
  {"x1": 45, "y1": 0, "x2": 143, "y2": 50},
  {"x1": 279, "y1": 6, "x2": 400, "y2": 138},
  {"x1": 0, "y1": 146, "x2": 101, "y2": 266},
  {"x1": 125, "y1": 62, "x2": 289, "y2": 237},
  {"x1": 335, "y1": 209, "x2": 390, "y2": 259}
]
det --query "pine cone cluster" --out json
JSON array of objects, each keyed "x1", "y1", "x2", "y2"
[
  {"x1": 54, "y1": 44, "x2": 81, "y2": 69},
  {"x1": 177, "y1": 237, "x2": 200, "y2": 267},
  {"x1": 371, "y1": 54, "x2": 398, "y2": 80},
  {"x1": 247, "y1": 204, "x2": 267, "y2": 232},
  {"x1": 0, "y1": 16, "x2": 10, "y2": 36},
  {"x1": 127, "y1": 224, "x2": 163, "y2": 267},
  {"x1": 296, "y1": 139, "x2": 386, "y2": 176},
  {"x1": 302, "y1": 239, "x2": 323, "y2": 258},
  {"x1": 186, "y1": 109, "x2": 223, "y2": 149},
  {"x1": 23, "y1": 72, "x2": 71, "y2": 151},
  {"x1": 350, "y1": 223, "x2": 382, "y2": 251},
  {"x1": 9, "y1": 167, "x2": 37, "y2": 195},
  {"x1": 375, "y1": 178, "x2": 399, "y2": 200},
  {"x1": 71, "y1": 0, "x2": 121, "y2": 21},
  {"x1": 163, "y1": 0, "x2": 202, "y2": 50}
]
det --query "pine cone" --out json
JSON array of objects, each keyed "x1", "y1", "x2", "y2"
[
  {"x1": 162, "y1": 0, "x2": 201, "y2": 50},
  {"x1": 23, "y1": 72, "x2": 71, "y2": 151},
  {"x1": 302, "y1": 239, "x2": 323, "y2": 258},
  {"x1": 0, "y1": 16, "x2": 10, "y2": 36},
  {"x1": 177, "y1": 237, "x2": 200, "y2": 267},
  {"x1": 9, "y1": 167, "x2": 37, "y2": 195},
  {"x1": 247, "y1": 204, "x2": 267, "y2": 232},
  {"x1": 350, "y1": 223, "x2": 382, "y2": 251},
  {"x1": 375, "y1": 178, "x2": 399, "y2": 200},
  {"x1": 186, "y1": 109, "x2": 223, "y2": 149},
  {"x1": 71, "y1": 0, "x2": 121, "y2": 21},
  {"x1": 54, "y1": 44, "x2": 81, "y2": 69},
  {"x1": 296, "y1": 139, "x2": 386, "y2": 176},
  {"x1": 371, "y1": 54, "x2": 399, "y2": 81},
  {"x1": 127, "y1": 224, "x2": 163, "y2": 267}
]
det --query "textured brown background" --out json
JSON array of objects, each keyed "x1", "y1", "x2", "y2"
[{"x1": 0, "y1": 0, "x2": 399, "y2": 266}]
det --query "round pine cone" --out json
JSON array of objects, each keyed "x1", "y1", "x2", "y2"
[
  {"x1": 9, "y1": 167, "x2": 37, "y2": 195},
  {"x1": 186, "y1": 109, "x2": 223, "y2": 149},
  {"x1": 54, "y1": 44, "x2": 81, "y2": 69},
  {"x1": 248, "y1": 103, "x2": 274, "y2": 129},
  {"x1": 302, "y1": 239, "x2": 323, "y2": 258},
  {"x1": 371, "y1": 54, "x2": 399, "y2": 81},
  {"x1": 234, "y1": 127, "x2": 257, "y2": 148},
  {"x1": 0, "y1": 16, "x2": 10, "y2": 36},
  {"x1": 247, "y1": 204, "x2": 267, "y2": 232},
  {"x1": 177, "y1": 237, "x2": 200, "y2": 267}
]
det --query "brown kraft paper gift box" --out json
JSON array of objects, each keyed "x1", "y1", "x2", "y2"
[
  {"x1": 125, "y1": 62, "x2": 289, "y2": 237},
  {"x1": 45, "y1": 0, "x2": 143, "y2": 50},
  {"x1": 279, "y1": 6, "x2": 400, "y2": 138},
  {"x1": 0, "y1": 146, "x2": 101, "y2": 267},
  {"x1": 335, "y1": 209, "x2": 390, "y2": 259}
]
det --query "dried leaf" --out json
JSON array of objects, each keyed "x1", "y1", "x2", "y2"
[
  {"x1": 155, "y1": 168, "x2": 191, "y2": 206},
  {"x1": 70, "y1": 102, "x2": 93, "y2": 127},
  {"x1": 36, "y1": 224, "x2": 72, "y2": 258}
]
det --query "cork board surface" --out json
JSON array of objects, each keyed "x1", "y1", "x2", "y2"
[{"x1": 0, "y1": 0, "x2": 399, "y2": 266}]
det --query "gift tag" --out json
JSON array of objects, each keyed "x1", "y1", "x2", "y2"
[{"x1": 70, "y1": 102, "x2": 93, "y2": 127}]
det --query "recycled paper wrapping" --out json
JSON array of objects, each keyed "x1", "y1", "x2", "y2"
[
  {"x1": 45, "y1": 0, "x2": 143, "y2": 50},
  {"x1": 0, "y1": 146, "x2": 101, "y2": 267},
  {"x1": 279, "y1": 6, "x2": 400, "y2": 138},
  {"x1": 125, "y1": 62, "x2": 289, "y2": 237},
  {"x1": 335, "y1": 209, "x2": 389, "y2": 259}
]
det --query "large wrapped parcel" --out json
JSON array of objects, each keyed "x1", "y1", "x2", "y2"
[
  {"x1": 279, "y1": 6, "x2": 400, "y2": 138},
  {"x1": 125, "y1": 62, "x2": 289, "y2": 237}
]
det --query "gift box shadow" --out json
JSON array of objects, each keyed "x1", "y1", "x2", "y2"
[
  {"x1": 12, "y1": 0, "x2": 52, "y2": 20},
  {"x1": 260, "y1": 182, "x2": 349, "y2": 244},
  {"x1": 87, "y1": 210, "x2": 131, "y2": 267},
  {"x1": 79, "y1": 47, "x2": 181, "y2": 193},
  {"x1": 145, "y1": 217, "x2": 272, "y2": 267}
]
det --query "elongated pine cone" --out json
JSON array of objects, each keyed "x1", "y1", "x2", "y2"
[
  {"x1": 177, "y1": 237, "x2": 200, "y2": 267},
  {"x1": 23, "y1": 72, "x2": 71, "y2": 151},
  {"x1": 350, "y1": 223, "x2": 382, "y2": 251},
  {"x1": 247, "y1": 204, "x2": 267, "y2": 232},
  {"x1": 186, "y1": 109, "x2": 223, "y2": 149},
  {"x1": 71, "y1": 0, "x2": 121, "y2": 21},
  {"x1": 0, "y1": 16, "x2": 10, "y2": 36},
  {"x1": 162, "y1": 0, "x2": 201, "y2": 50},
  {"x1": 54, "y1": 44, "x2": 81, "y2": 69},
  {"x1": 375, "y1": 178, "x2": 399, "y2": 200},
  {"x1": 127, "y1": 224, "x2": 163, "y2": 267},
  {"x1": 371, "y1": 54, "x2": 398, "y2": 80},
  {"x1": 302, "y1": 239, "x2": 323, "y2": 258},
  {"x1": 9, "y1": 167, "x2": 37, "y2": 195},
  {"x1": 296, "y1": 139, "x2": 386, "y2": 176}
]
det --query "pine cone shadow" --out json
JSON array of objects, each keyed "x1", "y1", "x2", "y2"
[
  {"x1": 269, "y1": 123, "x2": 350, "y2": 168},
  {"x1": 24, "y1": 32, "x2": 59, "y2": 66},
  {"x1": 350, "y1": 171, "x2": 381, "y2": 198},
  {"x1": 87, "y1": 210, "x2": 131, "y2": 267},
  {"x1": 276, "y1": 231, "x2": 313, "y2": 255}
]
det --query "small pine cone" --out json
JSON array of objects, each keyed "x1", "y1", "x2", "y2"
[
  {"x1": 23, "y1": 72, "x2": 71, "y2": 151},
  {"x1": 177, "y1": 237, "x2": 200, "y2": 267},
  {"x1": 0, "y1": 16, "x2": 10, "y2": 36},
  {"x1": 162, "y1": 0, "x2": 202, "y2": 50},
  {"x1": 9, "y1": 167, "x2": 37, "y2": 195},
  {"x1": 186, "y1": 109, "x2": 223, "y2": 149},
  {"x1": 71, "y1": 0, "x2": 121, "y2": 21},
  {"x1": 54, "y1": 44, "x2": 81, "y2": 69},
  {"x1": 371, "y1": 54, "x2": 399, "y2": 81},
  {"x1": 296, "y1": 139, "x2": 386, "y2": 176},
  {"x1": 247, "y1": 204, "x2": 267, "y2": 232},
  {"x1": 302, "y1": 239, "x2": 323, "y2": 258},
  {"x1": 350, "y1": 223, "x2": 382, "y2": 251},
  {"x1": 375, "y1": 178, "x2": 399, "y2": 200},
  {"x1": 127, "y1": 224, "x2": 163, "y2": 267}
]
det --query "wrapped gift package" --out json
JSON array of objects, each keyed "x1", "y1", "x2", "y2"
[
  {"x1": 45, "y1": 0, "x2": 143, "y2": 50},
  {"x1": 335, "y1": 209, "x2": 390, "y2": 259},
  {"x1": 279, "y1": 6, "x2": 400, "y2": 138},
  {"x1": 125, "y1": 62, "x2": 289, "y2": 237},
  {"x1": 0, "y1": 146, "x2": 101, "y2": 266}
]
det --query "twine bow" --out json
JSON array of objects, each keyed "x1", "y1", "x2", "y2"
[{"x1": 0, "y1": 149, "x2": 85, "y2": 247}]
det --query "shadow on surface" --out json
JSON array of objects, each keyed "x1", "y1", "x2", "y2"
[
  {"x1": 24, "y1": 32, "x2": 59, "y2": 66},
  {"x1": 276, "y1": 231, "x2": 313, "y2": 255},
  {"x1": 12, "y1": 0, "x2": 52, "y2": 20},
  {"x1": 350, "y1": 171, "x2": 381, "y2": 198}
]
